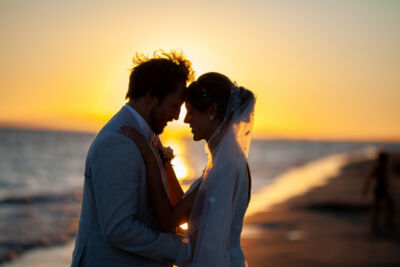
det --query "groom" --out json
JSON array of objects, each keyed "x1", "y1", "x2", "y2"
[{"x1": 71, "y1": 51, "x2": 194, "y2": 266}]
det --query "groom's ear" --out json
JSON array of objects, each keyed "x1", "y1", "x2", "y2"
[{"x1": 144, "y1": 91, "x2": 159, "y2": 107}]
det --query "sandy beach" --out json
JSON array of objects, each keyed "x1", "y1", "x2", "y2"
[
  {"x1": 242, "y1": 154, "x2": 400, "y2": 267},
  {"x1": 3, "y1": 152, "x2": 400, "y2": 266}
]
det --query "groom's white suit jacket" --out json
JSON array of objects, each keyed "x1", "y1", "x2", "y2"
[{"x1": 71, "y1": 105, "x2": 187, "y2": 266}]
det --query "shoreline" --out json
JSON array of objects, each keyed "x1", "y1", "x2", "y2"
[
  {"x1": 246, "y1": 148, "x2": 377, "y2": 217},
  {"x1": 3, "y1": 151, "x2": 399, "y2": 266},
  {"x1": 1, "y1": 242, "x2": 75, "y2": 267},
  {"x1": 242, "y1": 153, "x2": 400, "y2": 266}
]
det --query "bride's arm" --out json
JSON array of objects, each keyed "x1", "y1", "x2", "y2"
[
  {"x1": 152, "y1": 136, "x2": 184, "y2": 206},
  {"x1": 164, "y1": 162, "x2": 185, "y2": 206},
  {"x1": 142, "y1": 147, "x2": 199, "y2": 231},
  {"x1": 118, "y1": 126, "x2": 200, "y2": 232}
]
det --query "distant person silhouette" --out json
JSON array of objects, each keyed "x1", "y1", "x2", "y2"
[{"x1": 363, "y1": 151, "x2": 395, "y2": 235}]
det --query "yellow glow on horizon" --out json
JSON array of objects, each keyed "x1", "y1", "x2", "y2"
[
  {"x1": 171, "y1": 157, "x2": 189, "y2": 180},
  {"x1": 161, "y1": 106, "x2": 193, "y2": 180},
  {"x1": 162, "y1": 138, "x2": 192, "y2": 181},
  {"x1": 1, "y1": 1, "x2": 400, "y2": 141}
]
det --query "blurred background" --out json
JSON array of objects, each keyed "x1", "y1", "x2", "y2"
[{"x1": 1, "y1": 0, "x2": 400, "y2": 266}]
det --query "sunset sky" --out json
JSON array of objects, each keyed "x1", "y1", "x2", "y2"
[{"x1": 1, "y1": 0, "x2": 399, "y2": 140}]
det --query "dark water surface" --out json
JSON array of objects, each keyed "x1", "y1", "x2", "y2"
[{"x1": 1, "y1": 127, "x2": 400, "y2": 262}]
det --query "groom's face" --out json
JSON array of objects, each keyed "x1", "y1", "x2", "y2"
[{"x1": 149, "y1": 81, "x2": 186, "y2": 134}]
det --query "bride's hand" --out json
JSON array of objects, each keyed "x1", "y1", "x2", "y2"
[{"x1": 118, "y1": 126, "x2": 149, "y2": 149}]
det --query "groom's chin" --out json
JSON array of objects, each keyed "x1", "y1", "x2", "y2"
[
  {"x1": 152, "y1": 123, "x2": 166, "y2": 135},
  {"x1": 154, "y1": 128, "x2": 164, "y2": 135}
]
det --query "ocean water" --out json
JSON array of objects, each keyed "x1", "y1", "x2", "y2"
[{"x1": 1, "y1": 127, "x2": 400, "y2": 263}]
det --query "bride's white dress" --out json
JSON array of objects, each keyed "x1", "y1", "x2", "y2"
[
  {"x1": 177, "y1": 84, "x2": 255, "y2": 267},
  {"x1": 225, "y1": 163, "x2": 250, "y2": 266},
  {"x1": 185, "y1": 160, "x2": 250, "y2": 267}
]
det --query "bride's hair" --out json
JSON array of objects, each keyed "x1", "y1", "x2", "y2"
[{"x1": 185, "y1": 72, "x2": 254, "y2": 121}]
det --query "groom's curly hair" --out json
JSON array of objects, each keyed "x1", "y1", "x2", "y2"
[{"x1": 126, "y1": 49, "x2": 195, "y2": 101}]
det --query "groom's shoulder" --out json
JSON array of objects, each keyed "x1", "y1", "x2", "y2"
[
  {"x1": 92, "y1": 125, "x2": 133, "y2": 149},
  {"x1": 93, "y1": 127, "x2": 122, "y2": 146},
  {"x1": 94, "y1": 107, "x2": 137, "y2": 142},
  {"x1": 89, "y1": 109, "x2": 139, "y2": 153},
  {"x1": 86, "y1": 127, "x2": 141, "y2": 166}
]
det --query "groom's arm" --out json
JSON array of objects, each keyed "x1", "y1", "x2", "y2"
[{"x1": 90, "y1": 132, "x2": 188, "y2": 263}]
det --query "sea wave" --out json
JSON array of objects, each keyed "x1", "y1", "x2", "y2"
[{"x1": 0, "y1": 191, "x2": 81, "y2": 263}]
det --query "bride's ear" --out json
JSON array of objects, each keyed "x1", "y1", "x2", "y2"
[{"x1": 208, "y1": 102, "x2": 219, "y2": 120}]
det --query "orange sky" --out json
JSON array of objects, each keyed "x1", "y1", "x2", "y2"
[{"x1": 1, "y1": 0, "x2": 399, "y2": 141}]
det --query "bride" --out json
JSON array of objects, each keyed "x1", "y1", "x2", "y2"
[{"x1": 119, "y1": 72, "x2": 255, "y2": 266}]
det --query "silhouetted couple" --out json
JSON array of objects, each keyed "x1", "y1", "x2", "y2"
[{"x1": 72, "y1": 50, "x2": 255, "y2": 266}]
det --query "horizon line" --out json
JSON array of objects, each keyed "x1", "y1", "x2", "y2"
[{"x1": 1, "y1": 122, "x2": 400, "y2": 144}]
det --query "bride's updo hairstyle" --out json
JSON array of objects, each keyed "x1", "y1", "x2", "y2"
[{"x1": 185, "y1": 72, "x2": 254, "y2": 122}]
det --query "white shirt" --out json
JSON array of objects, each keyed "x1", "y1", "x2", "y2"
[{"x1": 124, "y1": 103, "x2": 153, "y2": 142}]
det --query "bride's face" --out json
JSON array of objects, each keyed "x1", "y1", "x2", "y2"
[{"x1": 184, "y1": 102, "x2": 219, "y2": 141}]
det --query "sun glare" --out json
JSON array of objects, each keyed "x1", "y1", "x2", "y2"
[
  {"x1": 171, "y1": 157, "x2": 189, "y2": 180},
  {"x1": 180, "y1": 223, "x2": 188, "y2": 230},
  {"x1": 162, "y1": 139, "x2": 192, "y2": 181}
]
